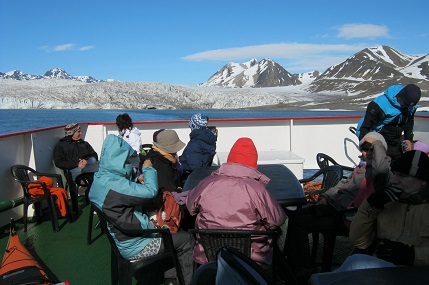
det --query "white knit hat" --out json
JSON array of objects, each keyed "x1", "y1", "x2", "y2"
[{"x1": 359, "y1": 132, "x2": 387, "y2": 150}]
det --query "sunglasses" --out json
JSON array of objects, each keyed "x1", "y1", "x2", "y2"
[{"x1": 153, "y1": 129, "x2": 165, "y2": 142}]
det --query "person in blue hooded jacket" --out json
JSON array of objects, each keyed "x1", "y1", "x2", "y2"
[
  {"x1": 89, "y1": 134, "x2": 194, "y2": 284},
  {"x1": 179, "y1": 114, "x2": 217, "y2": 183},
  {"x1": 357, "y1": 84, "x2": 421, "y2": 161}
]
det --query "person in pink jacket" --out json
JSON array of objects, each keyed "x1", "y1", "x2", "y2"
[{"x1": 185, "y1": 137, "x2": 287, "y2": 269}]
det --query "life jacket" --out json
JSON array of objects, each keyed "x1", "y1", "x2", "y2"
[{"x1": 156, "y1": 191, "x2": 182, "y2": 233}]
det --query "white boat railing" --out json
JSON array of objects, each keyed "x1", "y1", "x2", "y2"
[{"x1": 1, "y1": 114, "x2": 429, "y2": 226}]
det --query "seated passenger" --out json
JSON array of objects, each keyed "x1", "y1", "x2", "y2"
[
  {"x1": 180, "y1": 113, "x2": 217, "y2": 175},
  {"x1": 89, "y1": 134, "x2": 194, "y2": 284},
  {"x1": 116, "y1": 113, "x2": 142, "y2": 155},
  {"x1": 284, "y1": 132, "x2": 386, "y2": 281},
  {"x1": 347, "y1": 149, "x2": 429, "y2": 268},
  {"x1": 186, "y1": 137, "x2": 286, "y2": 269},
  {"x1": 145, "y1": 129, "x2": 185, "y2": 192},
  {"x1": 54, "y1": 123, "x2": 98, "y2": 181}
]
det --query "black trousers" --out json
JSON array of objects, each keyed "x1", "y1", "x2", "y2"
[
  {"x1": 161, "y1": 230, "x2": 195, "y2": 285},
  {"x1": 284, "y1": 204, "x2": 347, "y2": 268}
]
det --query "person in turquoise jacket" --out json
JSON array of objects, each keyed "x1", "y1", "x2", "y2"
[
  {"x1": 356, "y1": 84, "x2": 421, "y2": 161},
  {"x1": 89, "y1": 134, "x2": 194, "y2": 284}
]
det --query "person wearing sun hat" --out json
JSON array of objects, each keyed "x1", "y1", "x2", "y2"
[
  {"x1": 145, "y1": 129, "x2": 186, "y2": 193},
  {"x1": 54, "y1": 123, "x2": 98, "y2": 181},
  {"x1": 356, "y1": 84, "x2": 421, "y2": 162},
  {"x1": 186, "y1": 137, "x2": 286, "y2": 269},
  {"x1": 179, "y1": 113, "x2": 217, "y2": 182},
  {"x1": 345, "y1": 148, "x2": 429, "y2": 270}
]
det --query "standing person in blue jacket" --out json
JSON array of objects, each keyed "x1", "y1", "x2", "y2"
[
  {"x1": 179, "y1": 113, "x2": 217, "y2": 184},
  {"x1": 357, "y1": 84, "x2": 421, "y2": 162},
  {"x1": 89, "y1": 134, "x2": 194, "y2": 285}
]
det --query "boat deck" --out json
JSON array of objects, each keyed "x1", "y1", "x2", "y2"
[
  {"x1": 0, "y1": 196, "x2": 355, "y2": 285},
  {"x1": 0, "y1": 198, "x2": 111, "y2": 284}
]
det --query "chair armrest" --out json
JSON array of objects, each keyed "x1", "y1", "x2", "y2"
[
  {"x1": 115, "y1": 226, "x2": 171, "y2": 237},
  {"x1": 19, "y1": 180, "x2": 52, "y2": 196},
  {"x1": 35, "y1": 173, "x2": 64, "y2": 188},
  {"x1": 304, "y1": 189, "x2": 327, "y2": 196},
  {"x1": 189, "y1": 228, "x2": 278, "y2": 238},
  {"x1": 94, "y1": 204, "x2": 172, "y2": 238},
  {"x1": 299, "y1": 168, "x2": 326, "y2": 184}
]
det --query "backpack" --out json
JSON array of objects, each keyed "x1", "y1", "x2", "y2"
[
  {"x1": 156, "y1": 191, "x2": 182, "y2": 233},
  {"x1": 215, "y1": 247, "x2": 271, "y2": 285}
]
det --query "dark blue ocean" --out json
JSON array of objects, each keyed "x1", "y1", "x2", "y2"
[{"x1": 0, "y1": 109, "x2": 366, "y2": 135}]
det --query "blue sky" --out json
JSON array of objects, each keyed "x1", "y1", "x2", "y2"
[{"x1": 1, "y1": 0, "x2": 428, "y2": 85}]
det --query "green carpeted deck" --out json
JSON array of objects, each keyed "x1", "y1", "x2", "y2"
[{"x1": 0, "y1": 199, "x2": 110, "y2": 284}]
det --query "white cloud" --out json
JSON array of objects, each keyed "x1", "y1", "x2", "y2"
[
  {"x1": 40, "y1": 43, "x2": 95, "y2": 52},
  {"x1": 52, "y1": 43, "x2": 76, "y2": 51},
  {"x1": 336, "y1": 24, "x2": 389, "y2": 39},
  {"x1": 78, "y1": 46, "x2": 95, "y2": 51},
  {"x1": 182, "y1": 43, "x2": 367, "y2": 62}
]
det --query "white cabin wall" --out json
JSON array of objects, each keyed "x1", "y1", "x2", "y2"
[
  {"x1": 84, "y1": 124, "x2": 108, "y2": 157},
  {"x1": 2, "y1": 115, "x2": 428, "y2": 228},
  {"x1": 212, "y1": 120, "x2": 292, "y2": 153},
  {"x1": 32, "y1": 128, "x2": 65, "y2": 173},
  {"x1": 290, "y1": 118, "x2": 362, "y2": 169},
  {"x1": 0, "y1": 134, "x2": 31, "y2": 225},
  {"x1": 413, "y1": 117, "x2": 429, "y2": 144}
]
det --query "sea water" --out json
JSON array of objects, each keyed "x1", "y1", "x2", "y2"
[{"x1": 0, "y1": 109, "x2": 366, "y2": 135}]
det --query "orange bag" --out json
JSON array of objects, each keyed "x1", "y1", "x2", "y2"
[{"x1": 156, "y1": 191, "x2": 182, "y2": 233}]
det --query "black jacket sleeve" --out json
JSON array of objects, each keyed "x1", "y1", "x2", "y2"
[
  {"x1": 54, "y1": 142, "x2": 78, "y2": 170},
  {"x1": 359, "y1": 101, "x2": 385, "y2": 140}
]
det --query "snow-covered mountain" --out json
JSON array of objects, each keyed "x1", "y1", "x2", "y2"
[
  {"x1": 0, "y1": 68, "x2": 104, "y2": 83},
  {"x1": 307, "y1": 46, "x2": 429, "y2": 95},
  {"x1": 1, "y1": 45, "x2": 428, "y2": 110},
  {"x1": 201, "y1": 58, "x2": 303, "y2": 88}
]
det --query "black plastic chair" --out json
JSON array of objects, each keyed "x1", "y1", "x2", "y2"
[
  {"x1": 10, "y1": 165, "x2": 72, "y2": 232},
  {"x1": 299, "y1": 165, "x2": 343, "y2": 196},
  {"x1": 316, "y1": 153, "x2": 355, "y2": 179},
  {"x1": 188, "y1": 228, "x2": 278, "y2": 281},
  {"x1": 298, "y1": 165, "x2": 345, "y2": 272},
  {"x1": 91, "y1": 203, "x2": 185, "y2": 285},
  {"x1": 75, "y1": 172, "x2": 94, "y2": 206},
  {"x1": 191, "y1": 247, "x2": 273, "y2": 285},
  {"x1": 75, "y1": 172, "x2": 96, "y2": 245},
  {"x1": 62, "y1": 169, "x2": 79, "y2": 214}
]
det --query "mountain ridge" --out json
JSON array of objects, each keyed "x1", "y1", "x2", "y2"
[
  {"x1": 1, "y1": 68, "x2": 104, "y2": 83},
  {"x1": 1, "y1": 45, "x2": 428, "y2": 110}
]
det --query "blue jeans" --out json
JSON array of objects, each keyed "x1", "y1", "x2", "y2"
[
  {"x1": 335, "y1": 254, "x2": 395, "y2": 272},
  {"x1": 70, "y1": 156, "x2": 97, "y2": 180}
]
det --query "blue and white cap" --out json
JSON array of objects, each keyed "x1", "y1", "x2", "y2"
[{"x1": 189, "y1": 113, "x2": 208, "y2": 130}]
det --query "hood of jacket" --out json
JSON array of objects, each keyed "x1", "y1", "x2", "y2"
[
  {"x1": 96, "y1": 134, "x2": 135, "y2": 179},
  {"x1": 121, "y1": 126, "x2": 141, "y2": 137},
  {"x1": 382, "y1": 85, "x2": 418, "y2": 113}
]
